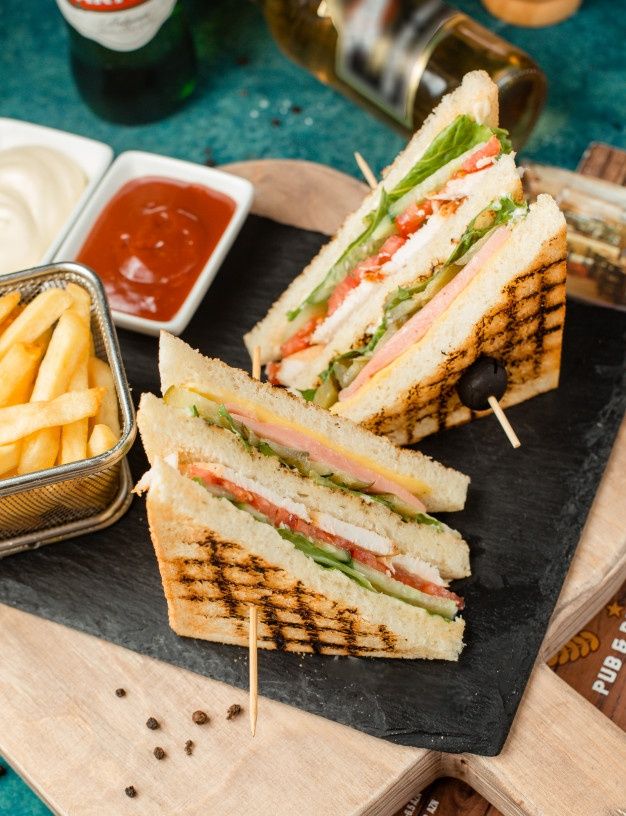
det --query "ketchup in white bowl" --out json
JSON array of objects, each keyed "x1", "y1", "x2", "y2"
[{"x1": 76, "y1": 176, "x2": 236, "y2": 322}]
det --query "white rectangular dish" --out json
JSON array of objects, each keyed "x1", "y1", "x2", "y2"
[
  {"x1": 0, "y1": 118, "x2": 113, "y2": 268},
  {"x1": 54, "y1": 150, "x2": 254, "y2": 336}
]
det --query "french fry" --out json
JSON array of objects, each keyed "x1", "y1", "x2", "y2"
[
  {"x1": 0, "y1": 291, "x2": 20, "y2": 328},
  {"x1": 19, "y1": 310, "x2": 90, "y2": 473},
  {"x1": 60, "y1": 355, "x2": 89, "y2": 465},
  {"x1": 88, "y1": 357, "x2": 121, "y2": 436},
  {"x1": 0, "y1": 343, "x2": 42, "y2": 408},
  {"x1": 66, "y1": 282, "x2": 91, "y2": 326},
  {"x1": 0, "y1": 443, "x2": 20, "y2": 477},
  {"x1": 87, "y1": 424, "x2": 118, "y2": 458},
  {"x1": 0, "y1": 388, "x2": 104, "y2": 447},
  {"x1": 30, "y1": 310, "x2": 89, "y2": 402},
  {"x1": 0, "y1": 289, "x2": 72, "y2": 360}
]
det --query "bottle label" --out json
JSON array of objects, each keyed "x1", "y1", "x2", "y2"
[
  {"x1": 56, "y1": 0, "x2": 177, "y2": 52},
  {"x1": 329, "y1": 0, "x2": 460, "y2": 128}
]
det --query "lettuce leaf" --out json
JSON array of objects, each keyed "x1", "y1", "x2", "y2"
[
  {"x1": 445, "y1": 195, "x2": 527, "y2": 268},
  {"x1": 276, "y1": 528, "x2": 376, "y2": 590},
  {"x1": 288, "y1": 189, "x2": 393, "y2": 320},
  {"x1": 217, "y1": 404, "x2": 251, "y2": 450},
  {"x1": 287, "y1": 117, "x2": 511, "y2": 321},
  {"x1": 389, "y1": 115, "x2": 505, "y2": 202}
]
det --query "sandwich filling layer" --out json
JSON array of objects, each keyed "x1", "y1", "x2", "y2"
[
  {"x1": 163, "y1": 385, "x2": 444, "y2": 522},
  {"x1": 303, "y1": 195, "x2": 528, "y2": 408},
  {"x1": 185, "y1": 461, "x2": 463, "y2": 619},
  {"x1": 268, "y1": 115, "x2": 512, "y2": 388}
]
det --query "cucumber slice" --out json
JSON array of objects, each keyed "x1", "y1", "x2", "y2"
[
  {"x1": 351, "y1": 561, "x2": 458, "y2": 619},
  {"x1": 163, "y1": 386, "x2": 222, "y2": 423},
  {"x1": 277, "y1": 529, "x2": 373, "y2": 589},
  {"x1": 312, "y1": 375, "x2": 339, "y2": 409}
]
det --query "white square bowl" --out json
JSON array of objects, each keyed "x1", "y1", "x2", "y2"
[
  {"x1": 54, "y1": 150, "x2": 254, "y2": 336},
  {"x1": 0, "y1": 118, "x2": 113, "y2": 265}
]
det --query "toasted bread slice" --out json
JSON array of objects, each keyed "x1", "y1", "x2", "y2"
[
  {"x1": 145, "y1": 459, "x2": 465, "y2": 660},
  {"x1": 158, "y1": 333, "x2": 470, "y2": 512},
  {"x1": 332, "y1": 195, "x2": 567, "y2": 444},
  {"x1": 138, "y1": 392, "x2": 471, "y2": 579}
]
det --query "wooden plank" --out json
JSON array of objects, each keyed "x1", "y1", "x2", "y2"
[
  {"x1": 0, "y1": 603, "x2": 431, "y2": 816},
  {"x1": 445, "y1": 665, "x2": 626, "y2": 816},
  {"x1": 0, "y1": 159, "x2": 624, "y2": 816}
]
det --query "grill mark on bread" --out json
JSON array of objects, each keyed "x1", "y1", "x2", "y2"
[
  {"x1": 362, "y1": 256, "x2": 566, "y2": 441},
  {"x1": 293, "y1": 580, "x2": 323, "y2": 653},
  {"x1": 169, "y1": 540, "x2": 406, "y2": 656}
]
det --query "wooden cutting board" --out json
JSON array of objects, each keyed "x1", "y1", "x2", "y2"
[{"x1": 0, "y1": 160, "x2": 624, "y2": 816}]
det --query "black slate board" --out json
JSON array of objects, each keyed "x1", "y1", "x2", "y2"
[{"x1": 1, "y1": 215, "x2": 624, "y2": 756}]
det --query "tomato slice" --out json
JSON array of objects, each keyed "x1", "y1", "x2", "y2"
[
  {"x1": 280, "y1": 317, "x2": 321, "y2": 358},
  {"x1": 327, "y1": 270, "x2": 361, "y2": 316},
  {"x1": 395, "y1": 199, "x2": 433, "y2": 238},
  {"x1": 376, "y1": 234, "x2": 406, "y2": 262},
  {"x1": 266, "y1": 361, "x2": 282, "y2": 385},
  {"x1": 459, "y1": 135, "x2": 501, "y2": 175},
  {"x1": 188, "y1": 465, "x2": 461, "y2": 605},
  {"x1": 392, "y1": 565, "x2": 464, "y2": 609}
]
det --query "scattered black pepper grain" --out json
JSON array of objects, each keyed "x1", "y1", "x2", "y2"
[
  {"x1": 291, "y1": 105, "x2": 302, "y2": 114},
  {"x1": 146, "y1": 717, "x2": 159, "y2": 730},
  {"x1": 192, "y1": 710, "x2": 209, "y2": 725},
  {"x1": 226, "y1": 704, "x2": 242, "y2": 720},
  {"x1": 0, "y1": 765, "x2": 6, "y2": 778},
  {"x1": 271, "y1": 118, "x2": 282, "y2": 127},
  {"x1": 184, "y1": 739, "x2": 194, "y2": 755},
  {"x1": 153, "y1": 746, "x2": 166, "y2": 760},
  {"x1": 115, "y1": 688, "x2": 126, "y2": 698},
  {"x1": 125, "y1": 785, "x2": 137, "y2": 798},
  {"x1": 235, "y1": 55, "x2": 250, "y2": 66}
]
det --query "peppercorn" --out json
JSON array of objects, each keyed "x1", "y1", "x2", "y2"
[
  {"x1": 115, "y1": 688, "x2": 126, "y2": 698},
  {"x1": 153, "y1": 747, "x2": 166, "y2": 760},
  {"x1": 146, "y1": 717, "x2": 159, "y2": 730},
  {"x1": 192, "y1": 709, "x2": 209, "y2": 725},
  {"x1": 226, "y1": 703, "x2": 242, "y2": 720},
  {"x1": 184, "y1": 739, "x2": 194, "y2": 756},
  {"x1": 125, "y1": 785, "x2": 137, "y2": 798}
]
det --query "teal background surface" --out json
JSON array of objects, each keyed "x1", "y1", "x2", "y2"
[{"x1": 0, "y1": 0, "x2": 624, "y2": 812}]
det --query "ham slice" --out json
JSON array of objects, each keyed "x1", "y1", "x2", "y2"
[
  {"x1": 225, "y1": 408, "x2": 427, "y2": 513},
  {"x1": 339, "y1": 226, "x2": 511, "y2": 401}
]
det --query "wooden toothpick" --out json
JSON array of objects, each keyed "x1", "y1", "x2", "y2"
[
  {"x1": 249, "y1": 604, "x2": 259, "y2": 737},
  {"x1": 487, "y1": 395, "x2": 521, "y2": 449},
  {"x1": 252, "y1": 345, "x2": 261, "y2": 382},
  {"x1": 354, "y1": 151, "x2": 377, "y2": 190},
  {"x1": 248, "y1": 345, "x2": 262, "y2": 737}
]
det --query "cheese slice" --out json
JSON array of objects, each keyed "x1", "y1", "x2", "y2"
[{"x1": 183, "y1": 384, "x2": 431, "y2": 499}]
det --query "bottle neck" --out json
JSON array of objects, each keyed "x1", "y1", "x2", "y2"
[{"x1": 56, "y1": 0, "x2": 178, "y2": 52}]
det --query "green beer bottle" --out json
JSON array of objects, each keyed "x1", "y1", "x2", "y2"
[{"x1": 56, "y1": 0, "x2": 197, "y2": 124}]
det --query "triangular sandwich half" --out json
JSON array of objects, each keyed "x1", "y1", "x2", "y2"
[{"x1": 244, "y1": 70, "x2": 512, "y2": 390}]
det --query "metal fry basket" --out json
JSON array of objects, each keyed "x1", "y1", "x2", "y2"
[{"x1": 0, "y1": 263, "x2": 136, "y2": 557}]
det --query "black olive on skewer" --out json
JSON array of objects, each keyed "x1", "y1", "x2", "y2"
[{"x1": 457, "y1": 356, "x2": 508, "y2": 411}]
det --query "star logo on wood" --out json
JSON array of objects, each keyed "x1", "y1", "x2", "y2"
[{"x1": 606, "y1": 601, "x2": 624, "y2": 618}]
